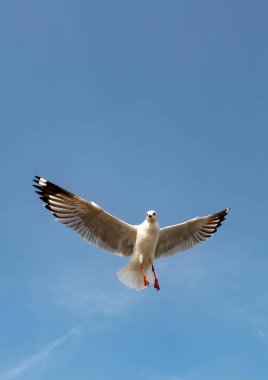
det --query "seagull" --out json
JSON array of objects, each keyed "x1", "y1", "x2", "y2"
[{"x1": 33, "y1": 176, "x2": 230, "y2": 291}]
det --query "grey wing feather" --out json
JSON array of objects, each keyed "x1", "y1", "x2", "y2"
[
  {"x1": 33, "y1": 176, "x2": 137, "y2": 256},
  {"x1": 155, "y1": 208, "x2": 230, "y2": 258}
]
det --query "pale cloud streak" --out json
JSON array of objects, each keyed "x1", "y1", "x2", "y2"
[
  {"x1": 0, "y1": 327, "x2": 80, "y2": 380},
  {"x1": 33, "y1": 264, "x2": 137, "y2": 318},
  {"x1": 141, "y1": 368, "x2": 201, "y2": 380},
  {"x1": 56, "y1": 287, "x2": 134, "y2": 317}
]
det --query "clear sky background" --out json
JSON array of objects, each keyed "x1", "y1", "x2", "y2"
[{"x1": 0, "y1": 1, "x2": 267, "y2": 379}]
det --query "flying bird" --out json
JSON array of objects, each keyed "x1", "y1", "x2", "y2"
[{"x1": 33, "y1": 176, "x2": 230, "y2": 291}]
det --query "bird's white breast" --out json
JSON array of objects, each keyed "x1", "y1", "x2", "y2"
[{"x1": 133, "y1": 221, "x2": 160, "y2": 264}]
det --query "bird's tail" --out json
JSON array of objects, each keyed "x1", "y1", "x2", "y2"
[{"x1": 117, "y1": 262, "x2": 153, "y2": 291}]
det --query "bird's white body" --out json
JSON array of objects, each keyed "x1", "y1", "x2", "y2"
[
  {"x1": 117, "y1": 216, "x2": 160, "y2": 290},
  {"x1": 134, "y1": 219, "x2": 160, "y2": 265}
]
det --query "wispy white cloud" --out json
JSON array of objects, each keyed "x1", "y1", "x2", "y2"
[
  {"x1": 32, "y1": 264, "x2": 137, "y2": 318},
  {"x1": 141, "y1": 368, "x2": 200, "y2": 380},
  {"x1": 249, "y1": 314, "x2": 268, "y2": 353},
  {"x1": 56, "y1": 287, "x2": 134, "y2": 317},
  {"x1": 218, "y1": 298, "x2": 268, "y2": 355},
  {"x1": 0, "y1": 327, "x2": 80, "y2": 380},
  {"x1": 158, "y1": 245, "x2": 242, "y2": 296}
]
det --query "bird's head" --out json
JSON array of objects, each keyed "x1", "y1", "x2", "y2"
[{"x1": 146, "y1": 210, "x2": 158, "y2": 223}]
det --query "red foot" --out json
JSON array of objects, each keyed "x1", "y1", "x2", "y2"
[
  {"x1": 144, "y1": 276, "x2": 150, "y2": 287},
  {"x1": 140, "y1": 264, "x2": 150, "y2": 287},
  {"x1": 154, "y1": 278, "x2": 160, "y2": 291},
  {"x1": 152, "y1": 264, "x2": 160, "y2": 291}
]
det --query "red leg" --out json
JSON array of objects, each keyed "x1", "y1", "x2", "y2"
[
  {"x1": 140, "y1": 264, "x2": 150, "y2": 287},
  {"x1": 152, "y1": 264, "x2": 160, "y2": 291}
]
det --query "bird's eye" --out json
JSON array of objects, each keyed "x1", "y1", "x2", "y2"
[{"x1": 153, "y1": 212, "x2": 156, "y2": 216}]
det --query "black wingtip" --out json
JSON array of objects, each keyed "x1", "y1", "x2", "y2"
[
  {"x1": 33, "y1": 184, "x2": 42, "y2": 190},
  {"x1": 40, "y1": 196, "x2": 48, "y2": 203}
]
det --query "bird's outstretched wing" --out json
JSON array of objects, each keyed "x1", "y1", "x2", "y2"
[
  {"x1": 33, "y1": 176, "x2": 137, "y2": 256},
  {"x1": 155, "y1": 208, "x2": 230, "y2": 258}
]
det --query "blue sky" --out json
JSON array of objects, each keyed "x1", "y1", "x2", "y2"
[{"x1": 0, "y1": 0, "x2": 267, "y2": 379}]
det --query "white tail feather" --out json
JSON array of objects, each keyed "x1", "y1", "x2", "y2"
[{"x1": 117, "y1": 262, "x2": 154, "y2": 291}]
